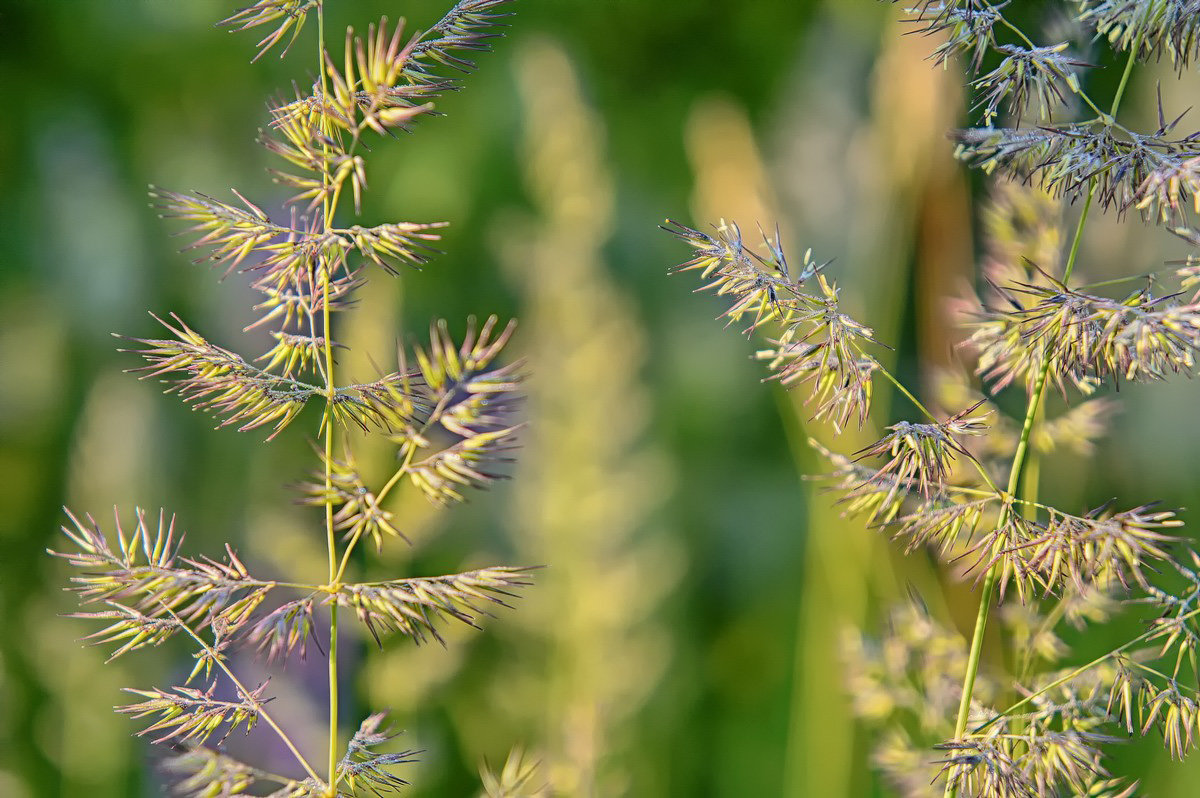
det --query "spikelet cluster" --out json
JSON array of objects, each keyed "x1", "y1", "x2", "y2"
[{"x1": 663, "y1": 219, "x2": 878, "y2": 432}]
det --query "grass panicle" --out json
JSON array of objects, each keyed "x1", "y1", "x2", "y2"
[
  {"x1": 665, "y1": 2, "x2": 1200, "y2": 793},
  {"x1": 55, "y1": 1, "x2": 537, "y2": 795}
]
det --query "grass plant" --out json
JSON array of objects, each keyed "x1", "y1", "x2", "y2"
[
  {"x1": 51, "y1": 2, "x2": 533, "y2": 796},
  {"x1": 665, "y1": 2, "x2": 1200, "y2": 795}
]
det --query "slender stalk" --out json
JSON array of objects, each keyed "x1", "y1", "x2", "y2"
[
  {"x1": 1077, "y1": 89, "x2": 1108, "y2": 121},
  {"x1": 330, "y1": 383, "x2": 465, "y2": 585},
  {"x1": 326, "y1": 576, "x2": 339, "y2": 797},
  {"x1": 313, "y1": 5, "x2": 342, "y2": 796},
  {"x1": 943, "y1": 178, "x2": 1097, "y2": 798},
  {"x1": 331, "y1": 442, "x2": 420, "y2": 586},
  {"x1": 323, "y1": 230, "x2": 341, "y2": 796},
  {"x1": 332, "y1": 528, "x2": 364, "y2": 588},
  {"x1": 874, "y1": 362, "x2": 937, "y2": 422},
  {"x1": 997, "y1": 16, "x2": 1035, "y2": 49},
  {"x1": 1079, "y1": 268, "x2": 1176, "y2": 290},
  {"x1": 1108, "y1": 35, "x2": 1141, "y2": 119},
  {"x1": 1012, "y1": 394, "x2": 1043, "y2": 684},
  {"x1": 167, "y1": 608, "x2": 325, "y2": 786},
  {"x1": 943, "y1": 38, "x2": 1141, "y2": 795},
  {"x1": 975, "y1": 604, "x2": 1200, "y2": 735}
]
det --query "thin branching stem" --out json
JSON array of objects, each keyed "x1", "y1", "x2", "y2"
[
  {"x1": 330, "y1": 375, "x2": 473, "y2": 583},
  {"x1": 997, "y1": 15, "x2": 1036, "y2": 50},
  {"x1": 262, "y1": 579, "x2": 324, "y2": 591},
  {"x1": 873, "y1": 361, "x2": 938, "y2": 424},
  {"x1": 1109, "y1": 31, "x2": 1141, "y2": 121},
  {"x1": 1013, "y1": 373, "x2": 1050, "y2": 684},
  {"x1": 1077, "y1": 89, "x2": 1108, "y2": 120},
  {"x1": 1131, "y1": 658, "x2": 1192, "y2": 686},
  {"x1": 944, "y1": 36, "x2": 1141, "y2": 797},
  {"x1": 331, "y1": 440, "x2": 419, "y2": 586},
  {"x1": 1080, "y1": 269, "x2": 1174, "y2": 290},
  {"x1": 313, "y1": 4, "x2": 342, "y2": 796},
  {"x1": 944, "y1": 178, "x2": 1098, "y2": 798},
  {"x1": 976, "y1": 603, "x2": 1200, "y2": 735},
  {"x1": 166, "y1": 606, "x2": 325, "y2": 786},
  {"x1": 332, "y1": 526, "x2": 365, "y2": 588}
]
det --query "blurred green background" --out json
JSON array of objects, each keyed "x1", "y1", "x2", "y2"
[{"x1": 4, "y1": 0, "x2": 1200, "y2": 795}]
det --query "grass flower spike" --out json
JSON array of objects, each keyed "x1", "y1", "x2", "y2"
[{"x1": 53, "y1": 1, "x2": 534, "y2": 795}]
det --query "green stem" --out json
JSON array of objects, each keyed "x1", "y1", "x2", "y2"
[
  {"x1": 327, "y1": 594, "x2": 339, "y2": 794},
  {"x1": 873, "y1": 361, "x2": 937, "y2": 423},
  {"x1": 941, "y1": 36, "x2": 1144, "y2": 786},
  {"x1": 314, "y1": 4, "x2": 342, "y2": 796},
  {"x1": 1109, "y1": 37, "x2": 1140, "y2": 119},
  {"x1": 1077, "y1": 90, "x2": 1109, "y2": 121},
  {"x1": 975, "y1": 604, "x2": 1200, "y2": 735},
  {"x1": 950, "y1": 562, "x2": 999, "y2": 727},
  {"x1": 332, "y1": 528, "x2": 364, "y2": 588},
  {"x1": 332, "y1": 435, "x2": 422, "y2": 586},
  {"x1": 996, "y1": 16, "x2": 1036, "y2": 50},
  {"x1": 943, "y1": 180, "x2": 1097, "y2": 797},
  {"x1": 1013, "y1": 393, "x2": 1044, "y2": 673},
  {"x1": 329, "y1": 374, "x2": 462, "y2": 584},
  {"x1": 167, "y1": 608, "x2": 324, "y2": 786}
]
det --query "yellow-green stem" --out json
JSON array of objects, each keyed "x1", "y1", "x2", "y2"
[
  {"x1": 941, "y1": 34, "x2": 1141, "y2": 777},
  {"x1": 314, "y1": 4, "x2": 341, "y2": 796},
  {"x1": 1014, "y1": 401, "x2": 1043, "y2": 683},
  {"x1": 976, "y1": 604, "x2": 1200, "y2": 735},
  {"x1": 943, "y1": 178, "x2": 1097, "y2": 797},
  {"x1": 167, "y1": 607, "x2": 325, "y2": 786},
  {"x1": 332, "y1": 441, "x2": 420, "y2": 586},
  {"x1": 873, "y1": 361, "x2": 937, "y2": 423},
  {"x1": 326, "y1": 594, "x2": 339, "y2": 794},
  {"x1": 1108, "y1": 36, "x2": 1141, "y2": 120}
]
